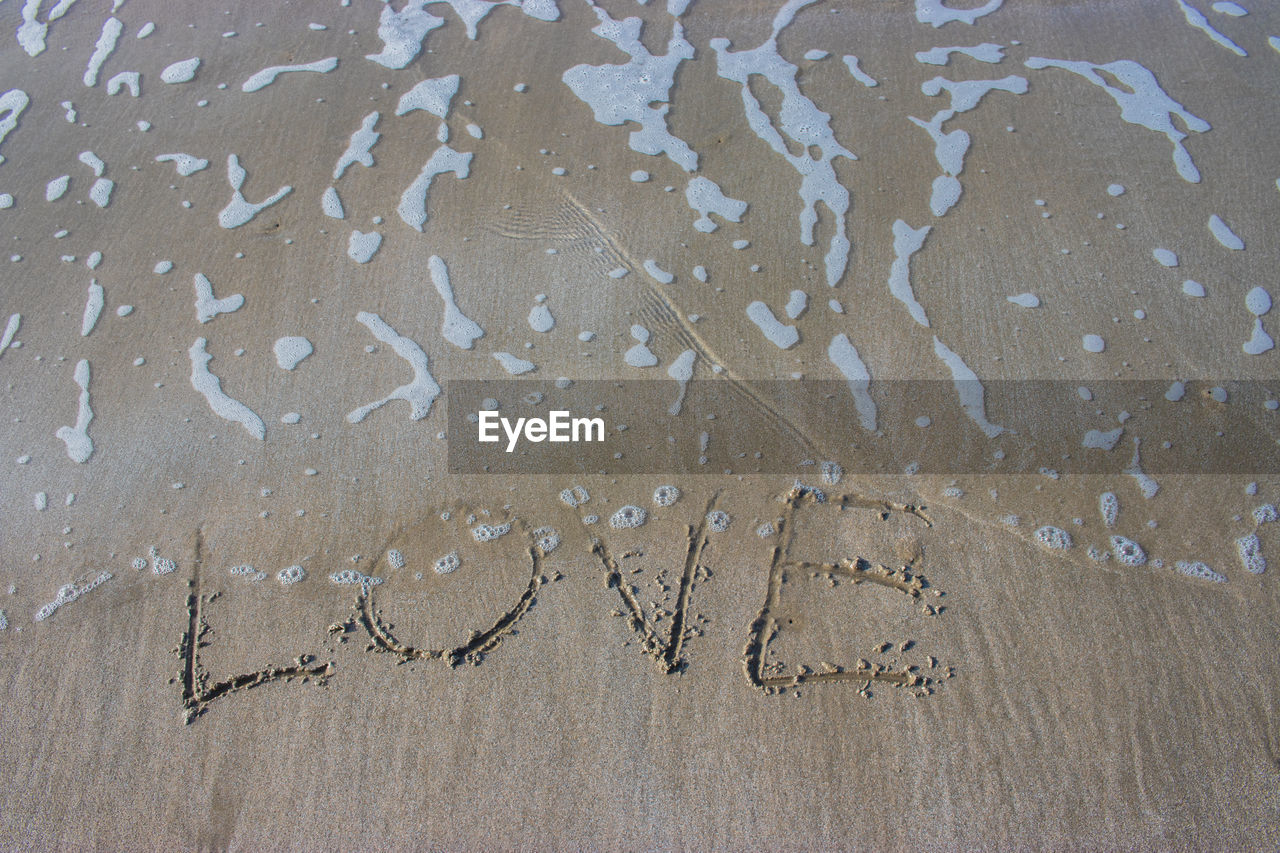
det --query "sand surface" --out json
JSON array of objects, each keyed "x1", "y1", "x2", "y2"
[{"x1": 1, "y1": 0, "x2": 1278, "y2": 849}]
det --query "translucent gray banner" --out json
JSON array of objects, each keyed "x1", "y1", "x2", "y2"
[{"x1": 444, "y1": 380, "x2": 1280, "y2": 475}]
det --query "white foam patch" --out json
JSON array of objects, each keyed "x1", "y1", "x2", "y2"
[
  {"x1": 18, "y1": 0, "x2": 77, "y2": 57},
  {"x1": 396, "y1": 145, "x2": 472, "y2": 231},
  {"x1": 273, "y1": 337, "x2": 313, "y2": 370},
  {"x1": 1124, "y1": 437, "x2": 1159, "y2": 499},
  {"x1": 685, "y1": 176, "x2": 746, "y2": 233},
  {"x1": 46, "y1": 175, "x2": 69, "y2": 202},
  {"x1": 785, "y1": 289, "x2": 807, "y2": 319},
  {"x1": 933, "y1": 336, "x2": 1003, "y2": 437},
  {"x1": 80, "y1": 281, "x2": 103, "y2": 336},
  {"x1": 1035, "y1": 526, "x2": 1072, "y2": 550},
  {"x1": 711, "y1": 4, "x2": 855, "y2": 287},
  {"x1": 428, "y1": 255, "x2": 484, "y2": 349},
  {"x1": 190, "y1": 338, "x2": 265, "y2": 439},
  {"x1": 910, "y1": 76, "x2": 1027, "y2": 217},
  {"x1": 915, "y1": 43, "x2": 1004, "y2": 65},
  {"x1": 160, "y1": 57, "x2": 200, "y2": 84},
  {"x1": 841, "y1": 55, "x2": 878, "y2": 87},
  {"x1": 888, "y1": 220, "x2": 931, "y2": 327},
  {"x1": 1175, "y1": 0, "x2": 1246, "y2": 55},
  {"x1": 746, "y1": 301, "x2": 799, "y2": 349},
  {"x1": 89, "y1": 178, "x2": 113, "y2": 208},
  {"x1": 1213, "y1": 1, "x2": 1247, "y2": 14},
  {"x1": 1082, "y1": 427, "x2": 1123, "y2": 451},
  {"x1": 55, "y1": 359, "x2": 94, "y2": 463},
  {"x1": 666, "y1": 348, "x2": 696, "y2": 414},
  {"x1": 78, "y1": 151, "x2": 105, "y2": 177},
  {"x1": 242, "y1": 57, "x2": 338, "y2": 92},
  {"x1": 1237, "y1": 533, "x2": 1266, "y2": 574},
  {"x1": 493, "y1": 352, "x2": 535, "y2": 375},
  {"x1": 0, "y1": 314, "x2": 19, "y2": 357},
  {"x1": 347, "y1": 312, "x2": 440, "y2": 422},
  {"x1": 0, "y1": 89, "x2": 29, "y2": 167},
  {"x1": 528, "y1": 302, "x2": 554, "y2": 332},
  {"x1": 347, "y1": 229, "x2": 382, "y2": 263},
  {"x1": 322, "y1": 186, "x2": 345, "y2": 219},
  {"x1": 396, "y1": 74, "x2": 459, "y2": 118},
  {"x1": 154, "y1": 260, "x2": 173, "y2": 275},
  {"x1": 930, "y1": 175, "x2": 962, "y2": 215},
  {"x1": 218, "y1": 155, "x2": 292, "y2": 229},
  {"x1": 1243, "y1": 319, "x2": 1274, "y2": 355},
  {"x1": 34, "y1": 571, "x2": 112, "y2": 622},
  {"x1": 643, "y1": 259, "x2": 674, "y2": 284},
  {"x1": 915, "y1": 0, "x2": 1004, "y2": 26},
  {"x1": 1175, "y1": 560, "x2": 1226, "y2": 582},
  {"x1": 1025, "y1": 57, "x2": 1210, "y2": 183},
  {"x1": 1208, "y1": 214, "x2": 1243, "y2": 250},
  {"x1": 106, "y1": 71, "x2": 140, "y2": 96},
  {"x1": 83, "y1": 16, "x2": 123, "y2": 87},
  {"x1": 1007, "y1": 293, "x2": 1039, "y2": 308},
  {"x1": 366, "y1": 1, "x2": 445, "y2": 69},
  {"x1": 1245, "y1": 286, "x2": 1271, "y2": 316},
  {"x1": 562, "y1": 5, "x2": 697, "y2": 171},
  {"x1": 1182, "y1": 279, "x2": 1205, "y2": 297},
  {"x1": 333, "y1": 112, "x2": 380, "y2": 179},
  {"x1": 193, "y1": 273, "x2": 243, "y2": 323},
  {"x1": 1082, "y1": 334, "x2": 1105, "y2": 353},
  {"x1": 828, "y1": 333, "x2": 876, "y2": 431},
  {"x1": 1099, "y1": 491, "x2": 1119, "y2": 527},
  {"x1": 155, "y1": 153, "x2": 208, "y2": 176},
  {"x1": 625, "y1": 324, "x2": 658, "y2": 368},
  {"x1": 136, "y1": 21, "x2": 154, "y2": 38}
]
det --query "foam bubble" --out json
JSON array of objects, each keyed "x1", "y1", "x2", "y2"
[
  {"x1": 1110, "y1": 535, "x2": 1147, "y2": 566},
  {"x1": 1035, "y1": 525, "x2": 1073, "y2": 550},
  {"x1": 610, "y1": 505, "x2": 647, "y2": 529}
]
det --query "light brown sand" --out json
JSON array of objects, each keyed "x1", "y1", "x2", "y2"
[{"x1": 1, "y1": 0, "x2": 1278, "y2": 849}]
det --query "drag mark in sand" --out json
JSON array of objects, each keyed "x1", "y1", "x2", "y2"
[
  {"x1": 175, "y1": 542, "x2": 332, "y2": 724},
  {"x1": 351, "y1": 538, "x2": 547, "y2": 668},
  {"x1": 742, "y1": 487, "x2": 942, "y2": 697},
  {"x1": 590, "y1": 492, "x2": 722, "y2": 674}
]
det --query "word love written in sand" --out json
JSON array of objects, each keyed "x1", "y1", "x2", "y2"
[{"x1": 174, "y1": 488, "x2": 949, "y2": 724}]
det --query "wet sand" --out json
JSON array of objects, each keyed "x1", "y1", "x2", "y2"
[{"x1": 1, "y1": 0, "x2": 1278, "y2": 848}]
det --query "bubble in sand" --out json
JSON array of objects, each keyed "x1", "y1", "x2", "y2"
[
  {"x1": 653, "y1": 485, "x2": 680, "y2": 507},
  {"x1": 1035, "y1": 526, "x2": 1073, "y2": 550},
  {"x1": 610, "y1": 505, "x2": 647, "y2": 529}
]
